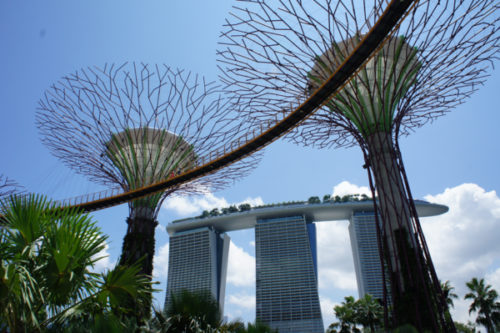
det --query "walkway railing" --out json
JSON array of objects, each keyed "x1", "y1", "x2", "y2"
[
  {"x1": 44, "y1": 0, "x2": 417, "y2": 212},
  {"x1": 54, "y1": 93, "x2": 308, "y2": 210}
]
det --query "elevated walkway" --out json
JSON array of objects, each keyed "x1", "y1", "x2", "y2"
[{"x1": 21, "y1": 0, "x2": 418, "y2": 213}]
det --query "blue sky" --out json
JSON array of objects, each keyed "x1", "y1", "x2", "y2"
[{"x1": 1, "y1": 0, "x2": 500, "y2": 329}]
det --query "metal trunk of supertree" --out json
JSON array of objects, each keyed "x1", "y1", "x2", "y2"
[
  {"x1": 36, "y1": 63, "x2": 262, "y2": 317},
  {"x1": 106, "y1": 127, "x2": 197, "y2": 276},
  {"x1": 363, "y1": 131, "x2": 445, "y2": 330},
  {"x1": 217, "y1": 0, "x2": 500, "y2": 330},
  {"x1": 312, "y1": 35, "x2": 444, "y2": 330}
]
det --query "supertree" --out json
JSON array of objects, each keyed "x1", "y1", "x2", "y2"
[
  {"x1": 36, "y1": 63, "x2": 262, "y2": 315},
  {"x1": 217, "y1": 0, "x2": 500, "y2": 330}
]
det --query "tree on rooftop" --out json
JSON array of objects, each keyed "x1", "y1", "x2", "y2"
[
  {"x1": 308, "y1": 196, "x2": 321, "y2": 204},
  {"x1": 228, "y1": 205, "x2": 239, "y2": 213},
  {"x1": 239, "y1": 203, "x2": 251, "y2": 211},
  {"x1": 210, "y1": 208, "x2": 221, "y2": 217}
]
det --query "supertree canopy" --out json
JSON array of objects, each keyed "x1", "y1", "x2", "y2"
[
  {"x1": 218, "y1": 0, "x2": 500, "y2": 330},
  {"x1": 308, "y1": 35, "x2": 421, "y2": 137},
  {"x1": 106, "y1": 127, "x2": 197, "y2": 220},
  {"x1": 36, "y1": 63, "x2": 261, "y2": 314}
]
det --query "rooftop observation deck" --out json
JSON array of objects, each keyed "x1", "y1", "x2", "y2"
[{"x1": 166, "y1": 200, "x2": 448, "y2": 236}]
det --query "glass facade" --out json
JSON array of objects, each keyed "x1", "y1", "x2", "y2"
[
  {"x1": 255, "y1": 215, "x2": 324, "y2": 333},
  {"x1": 165, "y1": 227, "x2": 230, "y2": 312},
  {"x1": 348, "y1": 212, "x2": 390, "y2": 301}
]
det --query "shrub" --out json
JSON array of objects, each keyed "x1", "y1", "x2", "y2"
[
  {"x1": 308, "y1": 196, "x2": 321, "y2": 204},
  {"x1": 228, "y1": 205, "x2": 239, "y2": 213},
  {"x1": 239, "y1": 203, "x2": 251, "y2": 211}
]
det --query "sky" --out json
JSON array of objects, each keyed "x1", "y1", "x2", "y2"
[{"x1": 1, "y1": 0, "x2": 500, "y2": 330}]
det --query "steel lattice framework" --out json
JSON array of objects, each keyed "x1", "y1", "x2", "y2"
[
  {"x1": 217, "y1": 0, "x2": 500, "y2": 331},
  {"x1": 0, "y1": 175, "x2": 22, "y2": 199},
  {"x1": 36, "y1": 63, "x2": 262, "y2": 316}
]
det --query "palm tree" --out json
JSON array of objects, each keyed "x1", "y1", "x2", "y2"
[
  {"x1": 166, "y1": 289, "x2": 224, "y2": 331},
  {"x1": 146, "y1": 289, "x2": 243, "y2": 333},
  {"x1": 464, "y1": 277, "x2": 500, "y2": 333},
  {"x1": 0, "y1": 194, "x2": 154, "y2": 332},
  {"x1": 327, "y1": 296, "x2": 361, "y2": 333},
  {"x1": 440, "y1": 280, "x2": 459, "y2": 309},
  {"x1": 355, "y1": 294, "x2": 383, "y2": 333}
]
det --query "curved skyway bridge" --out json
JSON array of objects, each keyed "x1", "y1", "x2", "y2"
[{"x1": 32, "y1": 0, "x2": 418, "y2": 213}]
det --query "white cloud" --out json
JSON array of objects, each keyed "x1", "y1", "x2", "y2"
[
  {"x1": 332, "y1": 181, "x2": 372, "y2": 198},
  {"x1": 162, "y1": 193, "x2": 264, "y2": 216},
  {"x1": 226, "y1": 292, "x2": 256, "y2": 311},
  {"x1": 239, "y1": 197, "x2": 265, "y2": 208},
  {"x1": 161, "y1": 181, "x2": 500, "y2": 328},
  {"x1": 486, "y1": 267, "x2": 500, "y2": 291},
  {"x1": 227, "y1": 240, "x2": 256, "y2": 287},
  {"x1": 316, "y1": 220, "x2": 358, "y2": 291},
  {"x1": 91, "y1": 241, "x2": 116, "y2": 273},
  {"x1": 319, "y1": 181, "x2": 500, "y2": 325},
  {"x1": 422, "y1": 183, "x2": 500, "y2": 323},
  {"x1": 249, "y1": 241, "x2": 255, "y2": 247},
  {"x1": 153, "y1": 243, "x2": 170, "y2": 279},
  {"x1": 320, "y1": 296, "x2": 340, "y2": 327},
  {"x1": 156, "y1": 224, "x2": 166, "y2": 232}
]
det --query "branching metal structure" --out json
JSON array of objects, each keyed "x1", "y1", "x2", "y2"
[
  {"x1": 218, "y1": 0, "x2": 500, "y2": 331},
  {"x1": 0, "y1": 175, "x2": 22, "y2": 199},
  {"x1": 36, "y1": 63, "x2": 262, "y2": 294}
]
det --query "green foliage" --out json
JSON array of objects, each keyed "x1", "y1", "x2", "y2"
[
  {"x1": 454, "y1": 321, "x2": 479, "y2": 333},
  {"x1": 238, "y1": 203, "x2": 251, "y2": 212},
  {"x1": 238, "y1": 320, "x2": 278, "y2": 333},
  {"x1": 181, "y1": 193, "x2": 377, "y2": 222},
  {"x1": 391, "y1": 228, "x2": 439, "y2": 332},
  {"x1": 210, "y1": 208, "x2": 221, "y2": 217},
  {"x1": 308, "y1": 196, "x2": 321, "y2": 204},
  {"x1": 0, "y1": 194, "x2": 155, "y2": 333},
  {"x1": 355, "y1": 294, "x2": 383, "y2": 333},
  {"x1": 394, "y1": 324, "x2": 419, "y2": 333},
  {"x1": 326, "y1": 294, "x2": 384, "y2": 333},
  {"x1": 144, "y1": 290, "x2": 243, "y2": 333},
  {"x1": 166, "y1": 290, "x2": 222, "y2": 330},
  {"x1": 440, "y1": 280, "x2": 459, "y2": 309},
  {"x1": 327, "y1": 296, "x2": 361, "y2": 333},
  {"x1": 464, "y1": 277, "x2": 500, "y2": 333}
]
